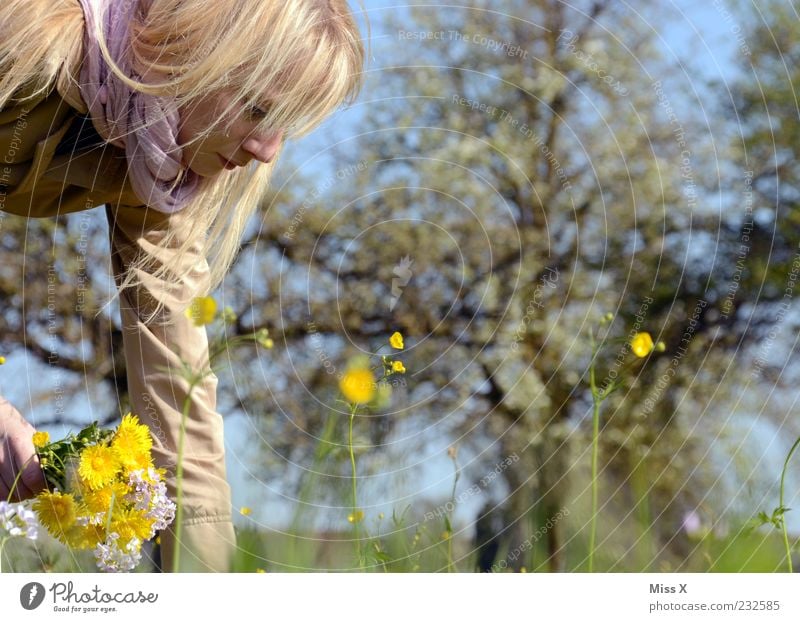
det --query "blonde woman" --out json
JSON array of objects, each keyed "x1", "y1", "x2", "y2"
[{"x1": 0, "y1": 0, "x2": 365, "y2": 571}]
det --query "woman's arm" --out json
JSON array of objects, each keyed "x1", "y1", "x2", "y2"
[{"x1": 105, "y1": 203, "x2": 235, "y2": 573}]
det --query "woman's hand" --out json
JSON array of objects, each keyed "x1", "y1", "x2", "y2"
[{"x1": 0, "y1": 396, "x2": 46, "y2": 502}]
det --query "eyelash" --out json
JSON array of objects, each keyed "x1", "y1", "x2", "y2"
[{"x1": 245, "y1": 102, "x2": 271, "y2": 120}]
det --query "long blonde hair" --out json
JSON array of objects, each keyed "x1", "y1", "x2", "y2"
[{"x1": 0, "y1": 0, "x2": 368, "y2": 325}]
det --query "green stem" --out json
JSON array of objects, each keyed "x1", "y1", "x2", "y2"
[
  {"x1": 0, "y1": 537, "x2": 5, "y2": 573},
  {"x1": 446, "y1": 453, "x2": 460, "y2": 572},
  {"x1": 6, "y1": 455, "x2": 31, "y2": 503},
  {"x1": 589, "y1": 365, "x2": 601, "y2": 573},
  {"x1": 288, "y1": 411, "x2": 338, "y2": 564},
  {"x1": 348, "y1": 403, "x2": 362, "y2": 569},
  {"x1": 779, "y1": 435, "x2": 800, "y2": 573},
  {"x1": 587, "y1": 326, "x2": 603, "y2": 573},
  {"x1": 172, "y1": 379, "x2": 197, "y2": 573}
]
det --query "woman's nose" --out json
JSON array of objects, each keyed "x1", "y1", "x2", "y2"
[{"x1": 242, "y1": 131, "x2": 283, "y2": 164}]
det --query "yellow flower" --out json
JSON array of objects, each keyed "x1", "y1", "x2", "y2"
[
  {"x1": 240, "y1": 506, "x2": 252, "y2": 516},
  {"x1": 64, "y1": 524, "x2": 106, "y2": 549},
  {"x1": 184, "y1": 296, "x2": 217, "y2": 327},
  {"x1": 32, "y1": 431, "x2": 50, "y2": 448},
  {"x1": 110, "y1": 507, "x2": 153, "y2": 543},
  {"x1": 34, "y1": 491, "x2": 77, "y2": 537},
  {"x1": 112, "y1": 413, "x2": 153, "y2": 472},
  {"x1": 83, "y1": 481, "x2": 129, "y2": 514},
  {"x1": 389, "y1": 331, "x2": 404, "y2": 349},
  {"x1": 78, "y1": 444, "x2": 121, "y2": 490},
  {"x1": 340, "y1": 366, "x2": 376, "y2": 404},
  {"x1": 441, "y1": 530, "x2": 451, "y2": 540},
  {"x1": 347, "y1": 510, "x2": 365, "y2": 524},
  {"x1": 256, "y1": 568, "x2": 266, "y2": 573},
  {"x1": 630, "y1": 332, "x2": 655, "y2": 358},
  {"x1": 391, "y1": 360, "x2": 406, "y2": 374},
  {"x1": 255, "y1": 328, "x2": 274, "y2": 349},
  {"x1": 0, "y1": 355, "x2": 5, "y2": 365}
]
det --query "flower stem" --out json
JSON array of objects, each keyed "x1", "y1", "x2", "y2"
[
  {"x1": 348, "y1": 403, "x2": 363, "y2": 569},
  {"x1": 446, "y1": 451, "x2": 460, "y2": 572},
  {"x1": 779, "y1": 435, "x2": 800, "y2": 572},
  {"x1": 172, "y1": 380, "x2": 196, "y2": 573},
  {"x1": 588, "y1": 326, "x2": 602, "y2": 573},
  {"x1": 6, "y1": 455, "x2": 31, "y2": 503}
]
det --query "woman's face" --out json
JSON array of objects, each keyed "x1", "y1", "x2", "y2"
[{"x1": 177, "y1": 88, "x2": 284, "y2": 177}]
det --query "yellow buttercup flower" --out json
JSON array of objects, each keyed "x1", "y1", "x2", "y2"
[
  {"x1": 240, "y1": 506, "x2": 252, "y2": 516},
  {"x1": 32, "y1": 431, "x2": 50, "y2": 448},
  {"x1": 340, "y1": 367, "x2": 376, "y2": 404},
  {"x1": 389, "y1": 331, "x2": 404, "y2": 350},
  {"x1": 391, "y1": 360, "x2": 406, "y2": 374},
  {"x1": 347, "y1": 510, "x2": 365, "y2": 524},
  {"x1": 34, "y1": 491, "x2": 77, "y2": 537},
  {"x1": 630, "y1": 332, "x2": 655, "y2": 358},
  {"x1": 78, "y1": 444, "x2": 122, "y2": 489},
  {"x1": 185, "y1": 296, "x2": 217, "y2": 327}
]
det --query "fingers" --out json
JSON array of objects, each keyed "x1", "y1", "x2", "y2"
[
  {"x1": 0, "y1": 398, "x2": 45, "y2": 502},
  {"x1": 16, "y1": 443, "x2": 46, "y2": 497},
  {"x1": 0, "y1": 433, "x2": 19, "y2": 501},
  {"x1": 1, "y1": 437, "x2": 31, "y2": 502}
]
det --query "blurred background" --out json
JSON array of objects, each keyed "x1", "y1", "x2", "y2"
[{"x1": 2, "y1": 0, "x2": 799, "y2": 572}]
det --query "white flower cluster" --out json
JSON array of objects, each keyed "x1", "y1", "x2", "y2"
[
  {"x1": 0, "y1": 501, "x2": 38, "y2": 540},
  {"x1": 91, "y1": 468, "x2": 176, "y2": 573},
  {"x1": 94, "y1": 533, "x2": 142, "y2": 573},
  {"x1": 125, "y1": 467, "x2": 176, "y2": 538}
]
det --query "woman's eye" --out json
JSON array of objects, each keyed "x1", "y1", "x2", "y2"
[{"x1": 246, "y1": 103, "x2": 271, "y2": 120}]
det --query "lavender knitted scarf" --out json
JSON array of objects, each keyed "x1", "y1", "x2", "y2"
[{"x1": 76, "y1": 0, "x2": 200, "y2": 213}]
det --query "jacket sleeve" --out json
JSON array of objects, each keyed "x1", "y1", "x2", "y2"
[
  {"x1": 1, "y1": 71, "x2": 236, "y2": 571},
  {"x1": 106, "y1": 203, "x2": 236, "y2": 572}
]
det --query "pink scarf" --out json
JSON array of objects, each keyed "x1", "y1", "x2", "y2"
[{"x1": 76, "y1": 0, "x2": 200, "y2": 213}]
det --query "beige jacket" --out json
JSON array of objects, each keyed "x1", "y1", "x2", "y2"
[{"x1": 0, "y1": 55, "x2": 236, "y2": 572}]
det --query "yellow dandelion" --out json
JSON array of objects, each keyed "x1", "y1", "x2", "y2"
[
  {"x1": 83, "y1": 481, "x2": 129, "y2": 514},
  {"x1": 112, "y1": 413, "x2": 153, "y2": 471},
  {"x1": 630, "y1": 332, "x2": 655, "y2": 358},
  {"x1": 391, "y1": 360, "x2": 406, "y2": 374},
  {"x1": 78, "y1": 444, "x2": 122, "y2": 489},
  {"x1": 184, "y1": 296, "x2": 217, "y2": 327},
  {"x1": 64, "y1": 523, "x2": 106, "y2": 549},
  {"x1": 347, "y1": 510, "x2": 365, "y2": 524},
  {"x1": 340, "y1": 367, "x2": 375, "y2": 404},
  {"x1": 34, "y1": 491, "x2": 77, "y2": 537},
  {"x1": 32, "y1": 431, "x2": 50, "y2": 448},
  {"x1": 110, "y1": 507, "x2": 153, "y2": 542},
  {"x1": 389, "y1": 331, "x2": 404, "y2": 349},
  {"x1": 240, "y1": 506, "x2": 252, "y2": 516}
]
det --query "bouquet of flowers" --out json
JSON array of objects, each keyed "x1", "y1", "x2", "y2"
[{"x1": 29, "y1": 413, "x2": 175, "y2": 572}]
